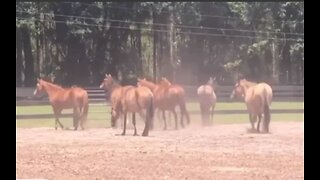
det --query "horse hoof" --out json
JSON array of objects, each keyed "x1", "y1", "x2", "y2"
[
  {"x1": 142, "y1": 133, "x2": 148, "y2": 137},
  {"x1": 133, "y1": 133, "x2": 139, "y2": 136},
  {"x1": 121, "y1": 133, "x2": 126, "y2": 136},
  {"x1": 163, "y1": 128, "x2": 167, "y2": 131}
]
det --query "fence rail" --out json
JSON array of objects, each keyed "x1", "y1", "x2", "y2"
[
  {"x1": 16, "y1": 85, "x2": 304, "y2": 106},
  {"x1": 16, "y1": 109, "x2": 304, "y2": 120}
]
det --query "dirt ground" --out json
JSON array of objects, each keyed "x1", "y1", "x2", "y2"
[{"x1": 16, "y1": 121, "x2": 304, "y2": 180}]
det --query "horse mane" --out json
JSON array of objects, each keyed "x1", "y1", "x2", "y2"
[
  {"x1": 241, "y1": 78, "x2": 257, "y2": 86},
  {"x1": 138, "y1": 79, "x2": 157, "y2": 89},
  {"x1": 111, "y1": 78, "x2": 121, "y2": 88},
  {"x1": 41, "y1": 80, "x2": 64, "y2": 91}
]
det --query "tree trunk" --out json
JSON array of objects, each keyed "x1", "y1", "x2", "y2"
[
  {"x1": 169, "y1": 10, "x2": 174, "y2": 81},
  {"x1": 16, "y1": 27, "x2": 23, "y2": 86},
  {"x1": 64, "y1": 35, "x2": 80, "y2": 86},
  {"x1": 94, "y1": 34, "x2": 106, "y2": 84},
  {"x1": 136, "y1": 24, "x2": 142, "y2": 76},
  {"x1": 282, "y1": 41, "x2": 291, "y2": 84},
  {"x1": 272, "y1": 41, "x2": 280, "y2": 84},
  {"x1": 109, "y1": 24, "x2": 120, "y2": 78},
  {"x1": 153, "y1": 10, "x2": 157, "y2": 83},
  {"x1": 21, "y1": 26, "x2": 35, "y2": 87},
  {"x1": 78, "y1": 41, "x2": 90, "y2": 86}
]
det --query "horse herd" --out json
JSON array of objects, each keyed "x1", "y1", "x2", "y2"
[{"x1": 33, "y1": 75, "x2": 273, "y2": 136}]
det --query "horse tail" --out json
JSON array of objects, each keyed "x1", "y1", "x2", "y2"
[
  {"x1": 81, "y1": 92, "x2": 89, "y2": 120},
  {"x1": 179, "y1": 97, "x2": 190, "y2": 125},
  {"x1": 142, "y1": 95, "x2": 154, "y2": 136},
  {"x1": 147, "y1": 96, "x2": 154, "y2": 128},
  {"x1": 135, "y1": 89, "x2": 142, "y2": 109},
  {"x1": 263, "y1": 90, "x2": 270, "y2": 133}
]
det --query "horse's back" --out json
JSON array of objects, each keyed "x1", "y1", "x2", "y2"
[
  {"x1": 120, "y1": 86, "x2": 153, "y2": 112},
  {"x1": 136, "y1": 86, "x2": 153, "y2": 98},
  {"x1": 166, "y1": 84, "x2": 185, "y2": 102},
  {"x1": 198, "y1": 85, "x2": 216, "y2": 106},
  {"x1": 245, "y1": 83, "x2": 272, "y2": 113},
  {"x1": 135, "y1": 86, "x2": 154, "y2": 108},
  {"x1": 50, "y1": 87, "x2": 87, "y2": 109},
  {"x1": 256, "y1": 83, "x2": 273, "y2": 105},
  {"x1": 197, "y1": 85, "x2": 214, "y2": 95}
]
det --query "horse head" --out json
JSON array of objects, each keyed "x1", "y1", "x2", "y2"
[
  {"x1": 100, "y1": 74, "x2": 114, "y2": 90},
  {"x1": 33, "y1": 78, "x2": 45, "y2": 95},
  {"x1": 110, "y1": 107, "x2": 119, "y2": 128},
  {"x1": 160, "y1": 77, "x2": 171, "y2": 86},
  {"x1": 230, "y1": 82, "x2": 245, "y2": 100}
]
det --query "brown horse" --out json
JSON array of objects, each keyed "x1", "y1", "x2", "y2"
[
  {"x1": 197, "y1": 77, "x2": 217, "y2": 126},
  {"x1": 99, "y1": 74, "x2": 132, "y2": 128},
  {"x1": 101, "y1": 74, "x2": 154, "y2": 136},
  {"x1": 230, "y1": 78, "x2": 273, "y2": 133},
  {"x1": 33, "y1": 79, "x2": 89, "y2": 130},
  {"x1": 138, "y1": 77, "x2": 190, "y2": 130}
]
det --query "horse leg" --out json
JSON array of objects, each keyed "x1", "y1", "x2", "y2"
[
  {"x1": 257, "y1": 114, "x2": 262, "y2": 133},
  {"x1": 162, "y1": 110, "x2": 167, "y2": 130},
  {"x1": 200, "y1": 104, "x2": 204, "y2": 125},
  {"x1": 172, "y1": 109, "x2": 179, "y2": 130},
  {"x1": 157, "y1": 109, "x2": 162, "y2": 122},
  {"x1": 132, "y1": 113, "x2": 138, "y2": 136},
  {"x1": 249, "y1": 114, "x2": 255, "y2": 131},
  {"x1": 210, "y1": 105, "x2": 215, "y2": 126},
  {"x1": 168, "y1": 111, "x2": 172, "y2": 127},
  {"x1": 80, "y1": 111, "x2": 87, "y2": 130},
  {"x1": 121, "y1": 112, "x2": 127, "y2": 136},
  {"x1": 53, "y1": 108, "x2": 63, "y2": 130},
  {"x1": 73, "y1": 107, "x2": 81, "y2": 130}
]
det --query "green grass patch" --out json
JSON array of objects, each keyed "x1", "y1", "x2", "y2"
[
  {"x1": 16, "y1": 102, "x2": 304, "y2": 115},
  {"x1": 16, "y1": 112, "x2": 303, "y2": 128}
]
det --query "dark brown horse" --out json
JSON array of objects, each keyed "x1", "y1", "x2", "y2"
[
  {"x1": 230, "y1": 78, "x2": 273, "y2": 133},
  {"x1": 197, "y1": 77, "x2": 217, "y2": 126},
  {"x1": 138, "y1": 77, "x2": 190, "y2": 130},
  {"x1": 33, "y1": 79, "x2": 89, "y2": 130},
  {"x1": 101, "y1": 74, "x2": 154, "y2": 136}
]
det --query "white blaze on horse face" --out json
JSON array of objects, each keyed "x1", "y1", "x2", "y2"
[
  {"x1": 99, "y1": 82, "x2": 104, "y2": 89},
  {"x1": 33, "y1": 83, "x2": 40, "y2": 95}
]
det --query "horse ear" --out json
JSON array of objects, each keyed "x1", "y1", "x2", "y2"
[{"x1": 105, "y1": 74, "x2": 108, "y2": 77}]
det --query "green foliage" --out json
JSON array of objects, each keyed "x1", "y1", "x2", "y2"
[{"x1": 16, "y1": 2, "x2": 304, "y2": 86}]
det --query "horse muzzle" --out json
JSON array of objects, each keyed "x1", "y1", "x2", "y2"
[
  {"x1": 33, "y1": 89, "x2": 38, "y2": 96},
  {"x1": 230, "y1": 91, "x2": 235, "y2": 100}
]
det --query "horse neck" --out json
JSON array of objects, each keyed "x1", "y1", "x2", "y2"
[
  {"x1": 140, "y1": 80, "x2": 156, "y2": 90},
  {"x1": 109, "y1": 81, "x2": 122, "y2": 93},
  {"x1": 42, "y1": 82, "x2": 64, "y2": 98},
  {"x1": 243, "y1": 80, "x2": 257, "y2": 87}
]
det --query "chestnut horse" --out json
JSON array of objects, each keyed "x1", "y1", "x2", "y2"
[
  {"x1": 230, "y1": 78, "x2": 273, "y2": 133},
  {"x1": 197, "y1": 77, "x2": 217, "y2": 126},
  {"x1": 138, "y1": 77, "x2": 190, "y2": 130},
  {"x1": 100, "y1": 74, "x2": 132, "y2": 128},
  {"x1": 33, "y1": 79, "x2": 89, "y2": 130},
  {"x1": 101, "y1": 74, "x2": 154, "y2": 136}
]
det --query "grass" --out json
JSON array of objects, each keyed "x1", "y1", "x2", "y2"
[
  {"x1": 16, "y1": 101, "x2": 304, "y2": 128},
  {"x1": 16, "y1": 102, "x2": 304, "y2": 115},
  {"x1": 16, "y1": 112, "x2": 303, "y2": 129}
]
